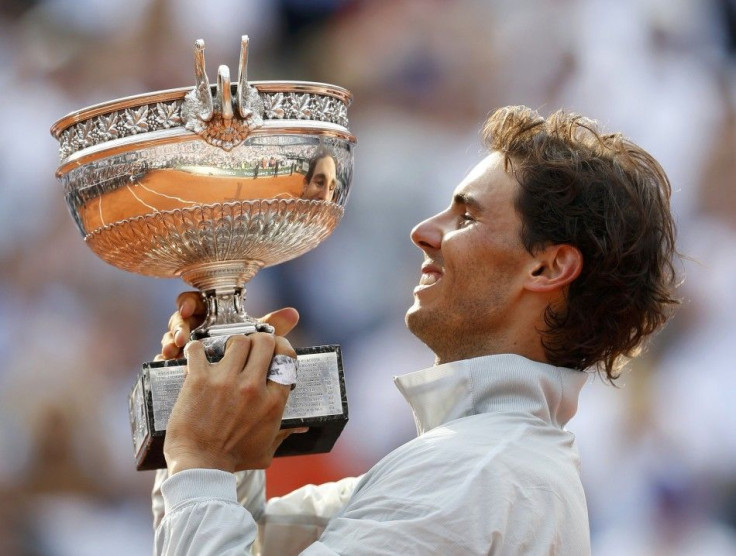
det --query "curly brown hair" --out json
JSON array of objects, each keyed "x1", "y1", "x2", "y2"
[{"x1": 483, "y1": 106, "x2": 680, "y2": 381}]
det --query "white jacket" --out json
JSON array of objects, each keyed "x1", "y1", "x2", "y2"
[{"x1": 154, "y1": 354, "x2": 591, "y2": 555}]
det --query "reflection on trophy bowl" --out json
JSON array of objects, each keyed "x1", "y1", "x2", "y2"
[{"x1": 50, "y1": 37, "x2": 355, "y2": 470}]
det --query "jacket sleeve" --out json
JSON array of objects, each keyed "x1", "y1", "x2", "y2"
[
  {"x1": 154, "y1": 469, "x2": 260, "y2": 556},
  {"x1": 259, "y1": 476, "x2": 360, "y2": 554},
  {"x1": 152, "y1": 468, "x2": 266, "y2": 530},
  {"x1": 153, "y1": 469, "x2": 360, "y2": 556}
]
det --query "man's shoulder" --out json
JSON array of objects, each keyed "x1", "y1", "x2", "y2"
[
  {"x1": 357, "y1": 411, "x2": 582, "y2": 503},
  {"x1": 337, "y1": 412, "x2": 587, "y2": 539},
  {"x1": 328, "y1": 412, "x2": 588, "y2": 553}
]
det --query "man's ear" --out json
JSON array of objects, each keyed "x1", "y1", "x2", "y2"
[{"x1": 524, "y1": 244, "x2": 582, "y2": 293}]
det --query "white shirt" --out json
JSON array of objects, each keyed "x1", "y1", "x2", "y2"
[{"x1": 154, "y1": 354, "x2": 591, "y2": 555}]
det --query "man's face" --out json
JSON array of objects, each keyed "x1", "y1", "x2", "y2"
[
  {"x1": 302, "y1": 156, "x2": 337, "y2": 201},
  {"x1": 405, "y1": 151, "x2": 536, "y2": 363}
]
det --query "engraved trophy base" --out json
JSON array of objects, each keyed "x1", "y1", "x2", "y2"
[{"x1": 129, "y1": 344, "x2": 348, "y2": 471}]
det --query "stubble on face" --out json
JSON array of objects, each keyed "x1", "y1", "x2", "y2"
[
  {"x1": 405, "y1": 244, "x2": 523, "y2": 364},
  {"x1": 406, "y1": 283, "x2": 512, "y2": 364},
  {"x1": 405, "y1": 152, "x2": 533, "y2": 364}
]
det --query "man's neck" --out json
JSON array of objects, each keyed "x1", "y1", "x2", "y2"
[{"x1": 432, "y1": 341, "x2": 548, "y2": 367}]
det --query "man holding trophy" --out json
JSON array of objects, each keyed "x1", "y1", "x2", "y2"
[
  {"x1": 151, "y1": 105, "x2": 679, "y2": 554},
  {"x1": 52, "y1": 39, "x2": 679, "y2": 554}
]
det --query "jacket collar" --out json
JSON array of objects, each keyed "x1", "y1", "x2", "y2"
[{"x1": 393, "y1": 354, "x2": 587, "y2": 435}]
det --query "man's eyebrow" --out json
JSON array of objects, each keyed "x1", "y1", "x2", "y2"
[{"x1": 453, "y1": 192, "x2": 482, "y2": 212}]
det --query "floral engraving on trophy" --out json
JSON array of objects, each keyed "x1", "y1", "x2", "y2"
[
  {"x1": 57, "y1": 94, "x2": 349, "y2": 159},
  {"x1": 155, "y1": 102, "x2": 183, "y2": 129},
  {"x1": 125, "y1": 106, "x2": 150, "y2": 134},
  {"x1": 263, "y1": 92, "x2": 286, "y2": 119},
  {"x1": 284, "y1": 93, "x2": 313, "y2": 120}
]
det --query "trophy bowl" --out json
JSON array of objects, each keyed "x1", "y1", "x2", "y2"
[{"x1": 51, "y1": 37, "x2": 355, "y2": 470}]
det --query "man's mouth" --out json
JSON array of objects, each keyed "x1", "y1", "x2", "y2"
[{"x1": 416, "y1": 263, "x2": 442, "y2": 289}]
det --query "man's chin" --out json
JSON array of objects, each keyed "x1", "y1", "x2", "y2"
[
  {"x1": 406, "y1": 307, "x2": 448, "y2": 365},
  {"x1": 405, "y1": 305, "x2": 429, "y2": 339}
]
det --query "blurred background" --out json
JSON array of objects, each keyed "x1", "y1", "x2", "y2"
[{"x1": 1, "y1": 0, "x2": 735, "y2": 553}]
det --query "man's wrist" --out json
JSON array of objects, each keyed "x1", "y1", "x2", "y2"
[{"x1": 165, "y1": 449, "x2": 236, "y2": 475}]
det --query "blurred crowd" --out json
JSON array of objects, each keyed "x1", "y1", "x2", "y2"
[{"x1": 1, "y1": 0, "x2": 736, "y2": 554}]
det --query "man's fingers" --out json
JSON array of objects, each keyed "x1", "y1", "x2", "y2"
[
  {"x1": 174, "y1": 327, "x2": 188, "y2": 347},
  {"x1": 273, "y1": 335, "x2": 297, "y2": 359},
  {"x1": 167, "y1": 313, "x2": 205, "y2": 347},
  {"x1": 169, "y1": 292, "x2": 207, "y2": 346},
  {"x1": 273, "y1": 427, "x2": 309, "y2": 446},
  {"x1": 267, "y1": 335, "x2": 298, "y2": 388},
  {"x1": 219, "y1": 335, "x2": 253, "y2": 377},
  {"x1": 266, "y1": 380, "x2": 293, "y2": 407},
  {"x1": 238, "y1": 333, "x2": 276, "y2": 382},
  {"x1": 161, "y1": 342, "x2": 181, "y2": 360},
  {"x1": 167, "y1": 312, "x2": 190, "y2": 348},
  {"x1": 183, "y1": 340, "x2": 208, "y2": 378},
  {"x1": 260, "y1": 307, "x2": 300, "y2": 336},
  {"x1": 176, "y1": 291, "x2": 206, "y2": 320},
  {"x1": 226, "y1": 333, "x2": 292, "y2": 408},
  {"x1": 160, "y1": 332, "x2": 181, "y2": 360},
  {"x1": 161, "y1": 331, "x2": 174, "y2": 348}
]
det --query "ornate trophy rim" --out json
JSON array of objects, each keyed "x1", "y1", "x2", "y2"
[
  {"x1": 51, "y1": 80, "x2": 354, "y2": 164},
  {"x1": 51, "y1": 36, "x2": 355, "y2": 162},
  {"x1": 50, "y1": 80, "x2": 353, "y2": 138}
]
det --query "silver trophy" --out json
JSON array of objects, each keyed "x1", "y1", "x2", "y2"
[{"x1": 51, "y1": 37, "x2": 355, "y2": 470}]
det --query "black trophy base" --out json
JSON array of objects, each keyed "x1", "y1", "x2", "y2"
[{"x1": 129, "y1": 345, "x2": 348, "y2": 471}]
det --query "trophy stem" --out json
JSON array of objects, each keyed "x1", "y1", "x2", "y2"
[
  {"x1": 180, "y1": 260, "x2": 264, "y2": 293},
  {"x1": 192, "y1": 288, "x2": 267, "y2": 339},
  {"x1": 180, "y1": 260, "x2": 270, "y2": 339}
]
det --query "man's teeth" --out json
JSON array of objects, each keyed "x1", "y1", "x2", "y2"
[{"x1": 419, "y1": 273, "x2": 439, "y2": 285}]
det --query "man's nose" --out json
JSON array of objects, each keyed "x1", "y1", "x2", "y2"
[{"x1": 410, "y1": 213, "x2": 443, "y2": 251}]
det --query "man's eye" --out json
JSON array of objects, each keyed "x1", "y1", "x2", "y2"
[{"x1": 460, "y1": 212, "x2": 475, "y2": 225}]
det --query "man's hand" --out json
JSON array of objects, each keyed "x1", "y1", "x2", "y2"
[
  {"x1": 157, "y1": 292, "x2": 305, "y2": 474},
  {"x1": 158, "y1": 291, "x2": 300, "y2": 360},
  {"x1": 164, "y1": 332, "x2": 298, "y2": 475}
]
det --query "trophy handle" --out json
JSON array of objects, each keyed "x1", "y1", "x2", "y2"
[
  {"x1": 217, "y1": 65, "x2": 234, "y2": 122},
  {"x1": 236, "y1": 35, "x2": 264, "y2": 129},
  {"x1": 236, "y1": 35, "x2": 251, "y2": 119},
  {"x1": 182, "y1": 37, "x2": 264, "y2": 150},
  {"x1": 192, "y1": 39, "x2": 213, "y2": 121}
]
